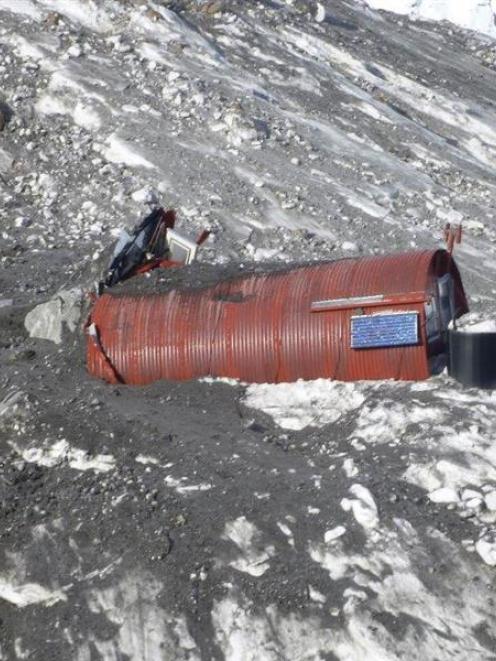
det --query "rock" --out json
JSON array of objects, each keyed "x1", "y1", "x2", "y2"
[
  {"x1": 429, "y1": 487, "x2": 459, "y2": 504},
  {"x1": 0, "y1": 148, "x2": 13, "y2": 173},
  {"x1": 131, "y1": 187, "x2": 158, "y2": 204},
  {"x1": 475, "y1": 536, "x2": 496, "y2": 566},
  {"x1": 464, "y1": 497, "x2": 483, "y2": 510},
  {"x1": 67, "y1": 44, "x2": 82, "y2": 58},
  {"x1": 44, "y1": 11, "x2": 61, "y2": 27},
  {"x1": 7, "y1": 349, "x2": 36, "y2": 364},
  {"x1": 461, "y1": 488, "x2": 482, "y2": 501},
  {"x1": 15, "y1": 216, "x2": 32, "y2": 228},
  {"x1": 315, "y1": 3, "x2": 326, "y2": 23},
  {"x1": 484, "y1": 491, "x2": 496, "y2": 511},
  {"x1": 0, "y1": 109, "x2": 5, "y2": 132},
  {"x1": 200, "y1": 1, "x2": 224, "y2": 15},
  {"x1": 463, "y1": 219, "x2": 485, "y2": 236},
  {"x1": 24, "y1": 288, "x2": 84, "y2": 344},
  {"x1": 145, "y1": 8, "x2": 162, "y2": 21}
]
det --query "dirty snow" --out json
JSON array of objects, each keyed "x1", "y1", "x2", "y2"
[
  {"x1": 16, "y1": 439, "x2": 115, "y2": 473},
  {"x1": 244, "y1": 379, "x2": 365, "y2": 430},
  {"x1": 222, "y1": 517, "x2": 275, "y2": 578}
]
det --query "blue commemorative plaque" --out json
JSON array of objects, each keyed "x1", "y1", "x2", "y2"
[{"x1": 351, "y1": 312, "x2": 419, "y2": 349}]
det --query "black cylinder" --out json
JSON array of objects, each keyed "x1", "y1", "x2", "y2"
[{"x1": 448, "y1": 329, "x2": 496, "y2": 388}]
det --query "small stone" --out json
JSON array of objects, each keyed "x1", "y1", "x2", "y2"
[
  {"x1": 201, "y1": 1, "x2": 224, "y2": 15},
  {"x1": 45, "y1": 11, "x2": 61, "y2": 27},
  {"x1": 145, "y1": 8, "x2": 162, "y2": 22},
  {"x1": 131, "y1": 187, "x2": 158, "y2": 204},
  {"x1": 167, "y1": 41, "x2": 186, "y2": 55},
  {"x1": 15, "y1": 216, "x2": 32, "y2": 228},
  {"x1": 67, "y1": 44, "x2": 82, "y2": 58}
]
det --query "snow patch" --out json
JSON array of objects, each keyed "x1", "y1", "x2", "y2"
[
  {"x1": 164, "y1": 475, "x2": 212, "y2": 495},
  {"x1": 309, "y1": 522, "x2": 496, "y2": 658},
  {"x1": 0, "y1": 578, "x2": 66, "y2": 608},
  {"x1": 324, "y1": 525, "x2": 347, "y2": 544},
  {"x1": 37, "y1": 0, "x2": 113, "y2": 32},
  {"x1": 18, "y1": 440, "x2": 115, "y2": 473},
  {"x1": 222, "y1": 517, "x2": 274, "y2": 577},
  {"x1": 102, "y1": 134, "x2": 155, "y2": 170},
  {"x1": 341, "y1": 484, "x2": 379, "y2": 530},
  {"x1": 84, "y1": 572, "x2": 200, "y2": 659},
  {"x1": 244, "y1": 379, "x2": 365, "y2": 430},
  {"x1": 362, "y1": 0, "x2": 496, "y2": 39},
  {"x1": 0, "y1": 0, "x2": 41, "y2": 20},
  {"x1": 455, "y1": 312, "x2": 496, "y2": 333},
  {"x1": 73, "y1": 102, "x2": 102, "y2": 130}
]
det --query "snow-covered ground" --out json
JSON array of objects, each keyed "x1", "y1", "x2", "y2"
[
  {"x1": 362, "y1": 0, "x2": 496, "y2": 39},
  {"x1": 1, "y1": 1, "x2": 496, "y2": 660}
]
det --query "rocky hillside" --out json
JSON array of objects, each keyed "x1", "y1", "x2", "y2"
[{"x1": 1, "y1": 1, "x2": 496, "y2": 660}]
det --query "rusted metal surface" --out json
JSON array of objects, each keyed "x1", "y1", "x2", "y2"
[
  {"x1": 444, "y1": 222, "x2": 463, "y2": 255},
  {"x1": 87, "y1": 249, "x2": 468, "y2": 385}
]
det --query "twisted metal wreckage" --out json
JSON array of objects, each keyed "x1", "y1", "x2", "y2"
[{"x1": 86, "y1": 208, "x2": 468, "y2": 386}]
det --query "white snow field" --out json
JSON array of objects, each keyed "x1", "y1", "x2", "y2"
[
  {"x1": 1, "y1": 1, "x2": 496, "y2": 660},
  {"x1": 362, "y1": 0, "x2": 496, "y2": 38}
]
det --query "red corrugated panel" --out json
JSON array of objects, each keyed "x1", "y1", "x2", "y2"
[{"x1": 87, "y1": 249, "x2": 468, "y2": 385}]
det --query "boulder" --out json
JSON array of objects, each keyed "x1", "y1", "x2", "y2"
[{"x1": 24, "y1": 288, "x2": 84, "y2": 344}]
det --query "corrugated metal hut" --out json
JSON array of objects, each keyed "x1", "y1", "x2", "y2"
[{"x1": 86, "y1": 249, "x2": 468, "y2": 385}]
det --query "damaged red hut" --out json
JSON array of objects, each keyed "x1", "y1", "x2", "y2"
[{"x1": 87, "y1": 248, "x2": 467, "y2": 385}]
